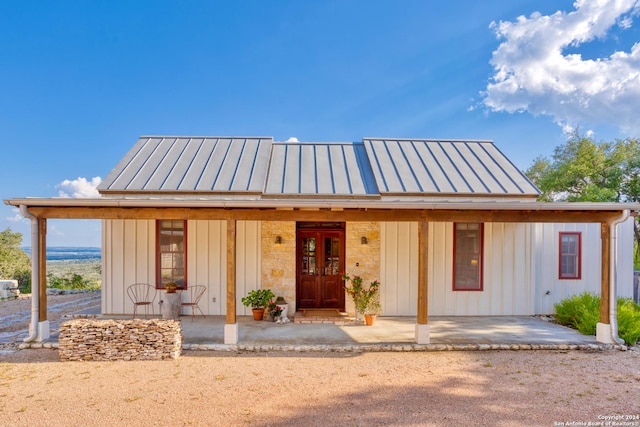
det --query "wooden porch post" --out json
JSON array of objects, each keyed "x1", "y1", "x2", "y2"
[
  {"x1": 600, "y1": 222, "x2": 610, "y2": 325},
  {"x1": 415, "y1": 218, "x2": 430, "y2": 344},
  {"x1": 38, "y1": 218, "x2": 47, "y2": 322},
  {"x1": 225, "y1": 219, "x2": 238, "y2": 344}
]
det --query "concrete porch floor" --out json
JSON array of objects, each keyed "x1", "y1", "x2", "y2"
[{"x1": 174, "y1": 314, "x2": 598, "y2": 347}]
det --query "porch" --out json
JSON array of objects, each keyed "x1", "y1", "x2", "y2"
[
  {"x1": 47, "y1": 310, "x2": 603, "y2": 351},
  {"x1": 178, "y1": 315, "x2": 601, "y2": 349}
]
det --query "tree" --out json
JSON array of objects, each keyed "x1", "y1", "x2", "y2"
[
  {"x1": 525, "y1": 133, "x2": 640, "y2": 266},
  {"x1": 0, "y1": 228, "x2": 31, "y2": 288}
]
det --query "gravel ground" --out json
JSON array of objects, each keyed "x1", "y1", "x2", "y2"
[{"x1": 1, "y1": 294, "x2": 639, "y2": 426}]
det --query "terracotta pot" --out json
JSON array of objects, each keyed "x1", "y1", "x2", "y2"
[
  {"x1": 252, "y1": 308, "x2": 265, "y2": 321},
  {"x1": 364, "y1": 314, "x2": 376, "y2": 326}
]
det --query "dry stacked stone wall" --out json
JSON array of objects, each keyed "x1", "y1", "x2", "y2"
[{"x1": 59, "y1": 319, "x2": 182, "y2": 361}]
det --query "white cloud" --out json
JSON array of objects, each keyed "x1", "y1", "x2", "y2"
[
  {"x1": 56, "y1": 176, "x2": 102, "y2": 198},
  {"x1": 482, "y1": 0, "x2": 640, "y2": 134},
  {"x1": 6, "y1": 211, "x2": 25, "y2": 223}
]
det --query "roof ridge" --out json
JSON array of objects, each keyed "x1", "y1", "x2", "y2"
[
  {"x1": 139, "y1": 135, "x2": 274, "y2": 139},
  {"x1": 363, "y1": 137, "x2": 494, "y2": 143}
]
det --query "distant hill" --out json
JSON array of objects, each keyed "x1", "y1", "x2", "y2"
[{"x1": 22, "y1": 247, "x2": 101, "y2": 262}]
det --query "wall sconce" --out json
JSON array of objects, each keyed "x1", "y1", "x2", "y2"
[
  {"x1": 275, "y1": 236, "x2": 283, "y2": 245},
  {"x1": 361, "y1": 236, "x2": 368, "y2": 245}
]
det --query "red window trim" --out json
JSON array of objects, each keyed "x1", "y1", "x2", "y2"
[
  {"x1": 156, "y1": 220, "x2": 188, "y2": 289},
  {"x1": 452, "y1": 223, "x2": 484, "y2": 292},
  {"x1": 559, "y1": 231, "x2": 581, "y2": 280}
]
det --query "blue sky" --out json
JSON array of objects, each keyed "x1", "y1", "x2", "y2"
[{"x1": 1, "y1": 0, "x2": 639, "y2": 246}]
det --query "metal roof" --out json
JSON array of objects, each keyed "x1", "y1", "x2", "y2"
[
  {"x1": 98, "y1": 135, "x2": 540, "y2": 200},
  {"x1": 99, "y1": 136, "x2": 272, "y2": 193},
  {"x1": 363, "y1": 138, "x2": 540, "y2": 196},
  {"x1": 264, "y1": 141, "x2": 378, "y2": 197}
]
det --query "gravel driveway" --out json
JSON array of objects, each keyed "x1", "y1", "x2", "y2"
[{"x1": 1, "y1": 293, "x2": 639, "y2": 426}]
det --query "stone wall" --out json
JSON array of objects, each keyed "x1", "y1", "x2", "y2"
[
  {"x1": 261, "y1": 221, "x2": 297, "y2": 312},
  {"x1": 59, "y1": 319, "x2": 182, "y2": 361},
  {"x1": 345, "y1": 222, "x2": 381, "y2": 315}
]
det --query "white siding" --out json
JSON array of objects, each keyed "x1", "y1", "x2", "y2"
[
  {"x1": 102, "y1": 219, "x2": 155, "y2": 315},
  {"x1": 533, "y1": 218, "x2": 635, "y2": 314},
  {"x1": 380, "y1": 222, "x2": 533, "y2": 316},
  {"x1": 380, "y1": 222, "x2": 418, "y2": 315},
  {"x1": 103, "y1": 219, "x2": 261, "y2": 316}
]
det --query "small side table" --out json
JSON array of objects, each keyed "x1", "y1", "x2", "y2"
[{"x1": 161, "y1": 291, "x2": 182, "y2": 320}]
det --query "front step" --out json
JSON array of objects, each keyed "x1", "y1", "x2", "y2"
[{"x1": 292, "y1": 310, "x2": 354, "y2": 325}]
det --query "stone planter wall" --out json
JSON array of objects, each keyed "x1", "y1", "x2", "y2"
[{"x1": 59, "y1": 319, "x2": 182, "y2": 361}]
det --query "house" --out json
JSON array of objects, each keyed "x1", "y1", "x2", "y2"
[{"x1": 6, "y1": 136, "x2": 638, "y2": 345}]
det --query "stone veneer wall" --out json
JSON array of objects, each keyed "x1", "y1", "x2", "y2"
[
  {"x1": 345, "y1": 222, "x2": 381, "y2": 315},
  {"x1": 261, "y1": 221, "x2": 297, "y2": 312},
  {"x1": 58, "y1": 319, "x2": 182, "y2": 361}
]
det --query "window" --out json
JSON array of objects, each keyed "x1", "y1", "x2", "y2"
[
  {"x1": 157, "y1": 220, "x2": 187, "y2": 289},
  {"x1": 559, "y1": 232, "x2": 581, "y2": 279},
  {"x1": 453, "y1": 223, "x2": 483, "y2": 291}
]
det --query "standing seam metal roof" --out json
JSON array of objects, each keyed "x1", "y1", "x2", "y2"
[
  {"x1": 362, "y1": 138, "x2": 539, "y2": 196},
  {"x1": 97, "y1": 136, "x2": 540, "y2": 198}
]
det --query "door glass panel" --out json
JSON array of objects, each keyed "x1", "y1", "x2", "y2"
[
  {"x1": 302, "y1": 237, "x2": 316, "y2": 276},
  {"x1": 324, "y1": 237, "x2": 340, "y2": 275}
]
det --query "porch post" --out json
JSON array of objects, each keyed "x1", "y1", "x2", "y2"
[
  {"x1": 38, "y1": 218, "x2": 47, "y2": 322},
  {"x1": 596, "y1": 221, "x2": 612, "y2": 343},
  {"x1": 415, "y1": 218, "x2": 430, "y2": 344},
  {"x1": 33, "y1": 217, "x2": 50, "y2": 341},
  {"x1": 224, "y1": 219, "x2": 238, "y2": 344}
]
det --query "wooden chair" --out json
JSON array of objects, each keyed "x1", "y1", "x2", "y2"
[
  {"x1": 126, "y1": 283, "x2": 156, "y2": 318},
  {"x1": 181, "y1": 285, "x2": 206, "y2": 321}
]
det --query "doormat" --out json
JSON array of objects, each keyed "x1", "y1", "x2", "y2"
[{"x1": 302, "y1": 309, "x2": 342, "y2": 317}]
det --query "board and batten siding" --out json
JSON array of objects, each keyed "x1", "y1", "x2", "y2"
[
  {"x1": 380, "y1": 222, "x2": 534, "y2": 316},
  {"x1": 102, "y1": 219, "x2": 261, "y2": 316},
  {"x1": 532, "y1": 219, "x2": 635, "y2": 314}
]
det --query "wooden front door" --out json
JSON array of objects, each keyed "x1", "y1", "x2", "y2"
[{"x1": 297, "y1": 229, "x2": 345, "y2": 310}]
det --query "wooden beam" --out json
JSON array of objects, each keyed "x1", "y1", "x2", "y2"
[
  {"x1": 25, "y1": 206, "x2": 625, "y2": 224},
  {"x1": 226, "y1": 219, "x2": 236, "y2": 325},
  {"x1": 600, "y1": 222, "x2": 611, "y2": 324},
  {"x1": 417, "y1": 219, "x2": 429, "y2": 324},
  {"x1": 38, "y1": 218, "x2": 47, "y2": 321}
]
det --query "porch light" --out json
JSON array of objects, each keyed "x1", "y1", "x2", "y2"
[
  {"x1": 361, "y1": 236, "x2": 368, "y2": 245},
  {"x1": 275, "y1": 236, "x2": 283, "y2": 245}
]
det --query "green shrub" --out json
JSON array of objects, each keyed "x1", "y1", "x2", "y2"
[
  {"x1": 554, "y1": 292, "x2": 600, "y2": 335},
  {"x1": 46, "y1": 272, "x2": 101, "y2": 291},
  {"x1": 554, "y1": 293, "x2": 640, "y2": 346},
  {"x1": 617, "y1": 298, "x2": 640, "y2": 346}
]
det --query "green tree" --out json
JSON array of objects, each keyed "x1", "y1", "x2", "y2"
[
  {"x1": 0, "y1": 228, "x2": 31, "y2": 288},
  {"x1": 525, "y1": 133, "x2": 640, "y2": 266}
]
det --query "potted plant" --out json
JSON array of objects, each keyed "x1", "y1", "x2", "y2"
[
  {"x1": 165, "y1": 282, "x2": 179, "y2": 294},
  {"x1": 342, "y1": 272, "x2": 381, "y2": 325},
  {"x1": 267, "y1": 299, "x2": 283, "y2": 321},
  {"x1": 241, "y1": 289, "x2": 275, "y2": 320}
]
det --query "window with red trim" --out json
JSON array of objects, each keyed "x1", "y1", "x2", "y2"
[
  {"x1": 453, "y1": 223, "x2": 483, "y2": 291},
  {"x1": 157, "y1": 220, "x2": 187, "y2": 289},
  {"x1": 559, "y1": 232, "x2": 581, "y2": 279}
]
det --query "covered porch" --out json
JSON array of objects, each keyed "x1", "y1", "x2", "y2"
[
  {"x1": 4, "y1": 198, "x2": 638, "y2": 346},
  {"x1": 178, "y1": 315, "x2": 602, "y2": 350}
]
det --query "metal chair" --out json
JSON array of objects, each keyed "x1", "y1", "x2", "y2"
[
  {"x1": 180, "y1": 285, "x2": 207, "y2": 321},
  {"x1": 126, "y1": 283, "x2": 156, "y2": 318}
]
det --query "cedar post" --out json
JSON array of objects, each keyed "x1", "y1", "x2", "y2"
[
  {"x1": 226, "y1": 219, "x2": 236, "y2": 325},
  {"x1": 38, "y1": 218, "x2": 47, "y2": 321},
  {"x1": 600, "y1": 222, "x2": 610, "y2": 325},
  {"x1": 417, "y1": 218, "x2": 429, "y2": 324}
]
